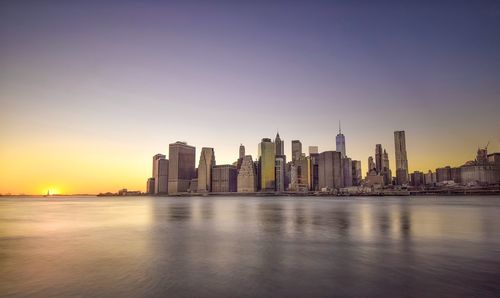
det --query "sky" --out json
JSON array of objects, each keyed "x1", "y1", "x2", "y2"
[{"x1": 1, "y1": 0, "x2": 499, "y2": 194}]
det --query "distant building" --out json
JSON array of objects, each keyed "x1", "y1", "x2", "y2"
[
  {"x1": 461, "y1": 147, "x2": 497, "y2": 185},
  {"x1": 153, "y1": 154, "x2": 168, "y2": 194},
  {"x1": 309, "y1": 153, "x2": 320, "y2": 191},
  {"x1": 237, "y1": 155, "x2": 257, "y2": 192},
  {"x1": 212, "y1": 165, "x2": 237, "y2": 192},
  {"x1": 239, "y1": 144, "x2": 245, "y2": 159},
  {"x1": 488, "y1": 153, "x2": 500, "y2": 183},
  {"x1": 290, "y1": 156, "x2": 310, "y2": 191},
  {"x1": 236, "y1": 144, "x2": 245, "y2": 171},
  {"x1": 375, "y1": 144, "x2": 383, "y2": 174},
  {"x1": 318, "y1": 151, "x2": 343, "y2": 190},
  {"x1": 436, "y1": 166, "x2": 452, "y2": 182},
  {"x1": 368, "y1": 156, "x2": 376, "y2": 175},
  {"x1": 394, "y1": 131, "x2": 409, "y2": 185},
  {"x1": 275, "y1": 132, "x2": 284, "y2": 156},
  {"x1": 451, "y1": 167, "x2": 462, "y2": 184},
  {"x1": 146, "y1": 177, "x2": 155, "y2": 194},
  {"x1": 410, "y1": 171, "x2": 425, "y2": 187},
  {"x1": 424, "y1": 170, "x2": 436, "y2": 185},
  {"x1": 197, "y1": 147, "x2": 216, "y2": 193},
  {"x1": 309, "y1": 146, "x2": 319, "y2": 155},
  {"x1": 259, "y1": 138, "x2": 276, "y2": 191},
  {"x1": 291, "y1": 140, "x2": 302, "y2": 162},
  {"x1": 381, "y1": 149, "x2": 392, "y2": 185},
  {"x1": 336, "y1": 121, "x2": 346, "y2": 158},
  {"x1": 275, "y1": 155, "x2": 286, "y2": 192},
  {"x1": 168, "y1": 142, "x2": 196, "y2": 194},
  {"x1": 352, "y1": 160, "x2": 362, "y2": 186},
  {"x1": 342, "y1": 157, "x2": 353, "y2": 187}
]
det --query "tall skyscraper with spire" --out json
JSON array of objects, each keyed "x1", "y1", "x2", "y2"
[
  {"x1": 275, "y1": 132, "x2": 284, "y2": 156},
  {"x1": 394, "y1": 130, "x2": 409, "y2": 185},
  {"x1": 336, "y1": 121, "x2": 346, "y2": 158}
]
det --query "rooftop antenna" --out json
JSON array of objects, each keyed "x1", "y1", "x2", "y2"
[{"x1": 339, "y1": 120, "x2": 342, "y2": 134}]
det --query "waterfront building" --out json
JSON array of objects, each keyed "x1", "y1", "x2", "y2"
[
  {"x1": 259, "y1": 138, "x2": 276, "y2": 191},
  {"x1": 342, "y1": 158, "x2": 353, "y2": 187},
  {"x1": 290, "y1": 156, "x2": 310, "y2": 191},
  {"x1": 461, "y1": 147, "x2": 498, "y2": 185},
  {"x1": 309, "y1": 146, "x2": 319, "y2": 155},
  {"x1": 424, "y1": 170, "x2": 436, "y2": 185},
  {"x1": 291, "y1": 140, "x2": 302, "y2": 162},
  {"x1": 168, "y1": 141, "x2": 196, "y2": 194},
  {"x1": 381, "y1": 149, "x2": 392, "y2": 185},
  {"x1": 368, "y1": 156, "x2": 376, "y2": 175},
  {"x1": 375, "y1": 144, "x2": 383, "y2": 174},
  {"x1": 410, "y1": 171, "x2": 425, "y2": 187},
  {"x1": 152, "y1": 153, "x2": 167, "y2": 194},
  {"x1": 488, "y1": 153, "x2": 500, "y2": 183},
  {"x1": 309, "y1": 153, "x2": 320, "y2": 191},
  {"x1": 275, "y1": 155, "x2": 286, "y2": 192},
  {"x1": 197, "y1": 147, "x2": 216, "y2": 193},
  {"x1": 237, "y1": 155, "x2": 257, "y2": 192},
  {"x1": 212, "y1": 165, "x2": 237, "y2": 192},
  {"x1": 436, "y1": 166, "x2": 452, "y2": 182},
  {"x1": 318, "y1": 151, "x2": 343, "y2": 190},
  {"x1": 147, "y1": 177, "x2": 155, "y2": 194},
  {"x1": 451, "y1": 167, "x2": 462, "y2": 184},
  {"x1": 336, "y1": 121, "x2": 346, "y2": 158},
  {"x1": 352, "y1": 160, "x2": 362, "y2": 186},
  {"x1": 394, "y1": 131, "x2": 409, "y2": 185},
  {"x1": 275, "y1": 132, "x2": 284, "y2": 156}
]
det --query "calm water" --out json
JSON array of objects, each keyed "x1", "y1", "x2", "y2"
[{"x1": 1, "y1": 196, "x2": 500, "y2": 297}]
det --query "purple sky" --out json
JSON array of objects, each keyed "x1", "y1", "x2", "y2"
[{"x1": 1, "y1": 0, "x2": 500, "y2": 193}]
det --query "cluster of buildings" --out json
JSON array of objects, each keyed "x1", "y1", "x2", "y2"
[
  {"x1": 146, "y1": 128, "x2": 499, "y2": 195},
  {"x1": 409, "y1": 145, "x2": 500, "y2": 188}
]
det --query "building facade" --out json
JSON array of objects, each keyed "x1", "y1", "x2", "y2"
[
  {"x1": 212, "y1": 165, "x2": 237, "y2": 192},
  {"x1": 237, "y1": 155, "x2": 257, "y2": 192},
  {"x1": 394, "y1": 130, "x2": 409, "y2": 185},
  {"x1": 275, "y1": 155, "x2": 286, "y2": 192},
  {"x1": 291, "y1": 140, "x2": 302, "y2": 162},
  {"x1": 197, "y1": 147, "x2": 216, "y2": 193},
  {"x1": 259, "y1": 138, "x2": 276, "y2": 191},
  {"x1": 168, "y1": 141, "x2": 196, "y2": 194},
  {"x1": 318, "y1": 151, "x2": 343, "y2": 190},
  {"x1": 336, "y1": 122, "x2": 346, "y2": 158}
]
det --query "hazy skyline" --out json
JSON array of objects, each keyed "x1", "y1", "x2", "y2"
[{"x1": 1, "y1": 1, "x2": 499, "y2": 194}]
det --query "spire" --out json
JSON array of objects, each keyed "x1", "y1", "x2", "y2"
[{"x1": 338, "y1": 120, "x2": 341, "y2": 134}]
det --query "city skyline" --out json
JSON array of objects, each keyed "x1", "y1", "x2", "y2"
[{"x1": 1, "y1": 1, "x2": 500, "y2": 194}]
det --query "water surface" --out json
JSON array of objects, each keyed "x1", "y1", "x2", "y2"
[{"x1": 1, "y1": 196, "x2": 499, "y2": 297}]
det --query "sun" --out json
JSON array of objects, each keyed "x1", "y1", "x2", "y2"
[{"x1": 44, "y1": 187, "x2": 62, "y2": 196}]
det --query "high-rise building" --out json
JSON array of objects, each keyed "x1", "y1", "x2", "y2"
[
  {"x1": 309, "y1": 153, "x2": 320, "y2": 191},
  {"x1": 381, "y1": 149, "x2": 392, "y2": 185},
  {"x1": 275, "y1": 132, "x2": 284, "y2": 156},
  {"x1": 424, "y1": 170, "x2": 436, "y2": 185},
  {"x1": 318, "y1": 151, "x2": 343, "y2": 190},
  {"x1": 153, "y1": 154, "x2": 166, "y2": 179},
  {"x1": 375, "y1": 144, "x2": 383, "y2": 174},
  {"x1": 259, "y1": 138, "x2": 276, "y2": 191},
  {"x1": 368, "y1": 156, "x2": 376, "y2": 174},
  {"x1": 436, "y1": 166, "x2": 452, "y2": 182},
  {"x1": 394, "y1": 131, "x2": 409, "y2": 185},
  {"x1": 352, "y1": 160, "x2": 362, "y2": 186},
  {"x1": 146, "y1": 177, "x2": 155, "y2": 194},
  {"x1": 336, "y1": 121, "x2": 346, "y2": 158},
  {"x1": 197, "y1": 147, "x2": 216, "y2": 193},
  {"x1": 168, "y1": 141, "x2": 196, "y2": 194},
  {"x1": 237, "y1": 155, "x2": 257, "y2": 192},
  {"x1": 291, "y1": 140, "x2": 302, "y2": 162},
  {"x1": 239, "y1": 144, "x2": 245, "y2": 159},
  {"x1": 155, "y1": 158, "x2": 169, "y2": 194},
  {"x1": 290, "y1": 156, "x2": 310, "y2": 191},
  {"x1": 309, "y1": 146, "x2": 319, "y2": 155},
  {"x1": 211, "y1": 165, "x2": 237, "y2": 192},
  {"x1": 410, "y1": 171, "x2": 425, "y2": 187},
  {"x1": 342, "y1": 157, "x2": 353, "y2": 187},
  {"x1": 275, "y1": 155, "x2": 286, "y2": 192}
]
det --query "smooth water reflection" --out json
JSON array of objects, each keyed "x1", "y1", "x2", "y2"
[{"x1": 1, "y1": 196, "x2": 500, "y2": 297}]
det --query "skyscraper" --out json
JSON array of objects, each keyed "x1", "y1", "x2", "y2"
[
  {"x1": 375, "y1": 144, "x2": 383, "y2": 174},
  {"x1": 309, "y1": 146, "x2": 319, "y2": 155},
  {"x1": 211, "y1": 165, "x2": 237, "y2": 192},
  {"x1": 275, "y1": 132, "x2": 284, "y2": 156},
  {"x1": 381, "y1": 149, "x2": 392, "y2": 185},
  {"x1": 152, "y1": 154, "x2": 168, "y2": 194},
  {"x1": 342, "y1": 157, "x2": 353, "y2": 187},
  {"x1": 168, "y1": 141, "x2": 196, "y2": 194},
  {"x1": 291, "y1": 140, "x2": 302, "y2": 162},
  {"x1": 259, "y1": 138, "x2": 276, "y2": 191},
  {"x1": 368, "y1": 156, "x2": 376, "y2": 174},
  {"x1": 275, "y1": 155, "x2": 286, "y2": 192},
  {"x1": 318, "y1": 151, "x2": 343, "y2": 190},
  {"x1": 197, "y1": 147, "x2": 215, "y2": 193},
  {"x1": 352, "y1": 160, "x2": 362, "y2": 186},
  {"x1": 394, "y1": 131, "x2": 409, "y2": 185},
  {"x1": 237, "y1": 155, "x2": 257, "y2": 192},
  {"x1": 146, "y1": 177, "x2": 155, "y2": 194},
  {"x1": 239, "y1": 144, "x2": 245, "y2": 159},
  {"x1": 336, "y1": 121, "x2": 346, "y2": 158}
]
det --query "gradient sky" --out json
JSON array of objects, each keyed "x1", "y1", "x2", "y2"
[{"x1": 1, "y1": 0, "x2": 500, "y2": 194}]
